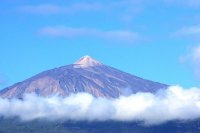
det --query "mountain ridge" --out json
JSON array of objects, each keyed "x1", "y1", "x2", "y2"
[{"x1": 0, "y1": 56, "x2": 168, "y2": 98}]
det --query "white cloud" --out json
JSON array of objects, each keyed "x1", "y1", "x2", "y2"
[
  {"x1": 38, "y1": 26, "x2": 140, "y2": 43},
  {"x1": 1, "y1": 86, "x2": 200, "y2": 125},
  {"x1": 19, "y1": 3, "x2": 102, "y2": 14}
]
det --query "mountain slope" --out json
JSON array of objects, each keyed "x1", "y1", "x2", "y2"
[{"x1": 0, "y1": 56, "x2": 167, "y2": 98}]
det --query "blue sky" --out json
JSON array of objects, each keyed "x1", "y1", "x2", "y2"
[{"x1": 1, "y1": 0, "x2": 200, "y2": 89}]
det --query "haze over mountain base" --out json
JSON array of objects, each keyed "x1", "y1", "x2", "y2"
[{"x1": 1, "y1": 85, "x2": 200, "y2": 126}]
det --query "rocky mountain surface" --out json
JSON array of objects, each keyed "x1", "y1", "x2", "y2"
[{"x1": 0, "y1": 56, "x2": 167, "y2": 98}]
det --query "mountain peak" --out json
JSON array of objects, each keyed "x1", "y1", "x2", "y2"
[
  {"x1": 0, "y1": 55, "x2": 168, "y2": 99},
  {"x1": 74, "y1": 55, "x2": 102, "y2": 67}
]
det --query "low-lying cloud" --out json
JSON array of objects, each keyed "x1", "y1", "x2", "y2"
[{"x1": 0, "y1": 85, "x2": 200, "y2": 125}]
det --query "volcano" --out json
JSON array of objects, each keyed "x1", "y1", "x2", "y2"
[{"x1": 0, "y1": 56, "x2": 167, "y2": 98}]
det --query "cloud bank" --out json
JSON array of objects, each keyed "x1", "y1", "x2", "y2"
[{"x1": 1, "y1": 85, "x2": 200, "y2": 125}]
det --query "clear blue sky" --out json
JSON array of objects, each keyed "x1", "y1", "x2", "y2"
[{"x1": 1, "y1": 0, "x2": 200, "y2": 89}]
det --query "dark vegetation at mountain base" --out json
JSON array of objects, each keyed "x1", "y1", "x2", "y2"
[{"x1": 0, "y1": 117, "x2": 200, "y2": 133}]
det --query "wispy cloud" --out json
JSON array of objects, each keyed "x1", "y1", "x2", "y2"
[
  {"x1": 175, "y1": 25, "x2": 200, "y2": 80},
  {"x1": 165, "y1": 0, "x2": 200, "y2": 7},
  {"x1": 1, "y1": 86, "x2": 200, "y2": 125},
  {"x1": 18, "y1": 1, "x2": 144, "y2": 22},
  {"x1": 190, "y1": 45, "x2": 200, "y2": 79},
  {"x1": 0, "y1": 75, "x2": 7, "y2": 86},
  {"x1": 0, "y1": 79, "x2": 4, "y2": 85},
  {"x1": 19, "y1": 3, "x2": 102, "y2": 14},
  {"x1": 174, "y1": 25, "x2": 200, "y2": 38},
  {"x1": 38, "y1": 26, "x2": 140, "y2": 43},
  {"x1": 180, "y1": 44, "x2": 200, "y2": 80}
]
